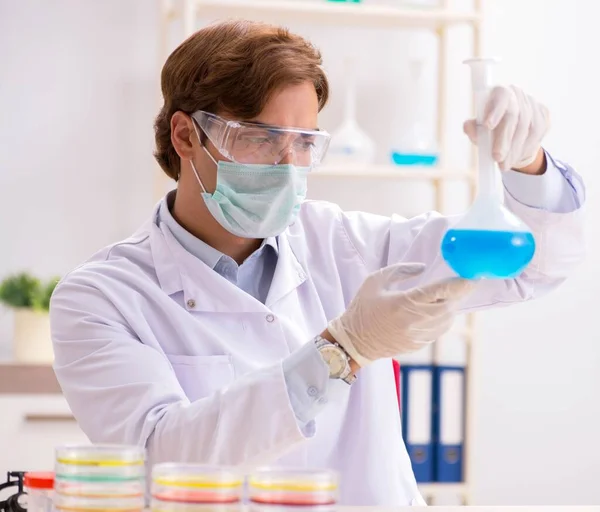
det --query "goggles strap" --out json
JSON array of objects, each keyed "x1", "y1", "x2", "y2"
[{"x1": 201, "y1": 144, "x2": 218, "y2": 167}]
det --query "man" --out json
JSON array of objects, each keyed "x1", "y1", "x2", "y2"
[{"x1": 50, "y1": 20, "x2": 585, "y2": 506}]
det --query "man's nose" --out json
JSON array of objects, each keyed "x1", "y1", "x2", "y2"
[{"x1": 277, "y1": 146, "x2": 295, "y2": 165}]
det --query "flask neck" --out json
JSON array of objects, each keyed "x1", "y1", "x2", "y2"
[{"x1": 475, "y1": 126, "x2": 503, "y2": 203}]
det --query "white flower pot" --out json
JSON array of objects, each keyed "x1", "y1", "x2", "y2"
[{"x1": 12, "y1": 308, "x2": 54, "y2": 363}]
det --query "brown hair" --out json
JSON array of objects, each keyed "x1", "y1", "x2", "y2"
[{"x1": 154, "y1": 19, "x2": 330, "y2": 180}]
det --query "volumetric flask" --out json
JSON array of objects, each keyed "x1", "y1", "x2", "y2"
[
  {"x1": 248, "y1": 467, "x2": 338, "y2": 512},
  {"x1": 151, "y1": 463, "x2": 243, "y2": 512},
  {"x1": 441, "y1": 58, "x2": 535, "y2": 279}
]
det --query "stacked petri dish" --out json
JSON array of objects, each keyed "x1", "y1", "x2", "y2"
[
  {"x1": 53, "y1": 444, "x2": 146, "y2": 512},
  {"x1": 247, "y1": 468, "x2": 339, "y2": 511},
  {"x1": 151, "y1": 463, "x2": 243, "y2": 512}
]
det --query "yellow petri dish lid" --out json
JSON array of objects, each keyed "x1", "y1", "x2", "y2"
[
  {"x1": 248, "y1": 467, "x2": 339, "y2": 492},
  {"x1": 56, "y1": 444, "x2": 146, "y2": 467},
  {"x1": 152, "y1": 463, "x2": 243, "y2": 490}
]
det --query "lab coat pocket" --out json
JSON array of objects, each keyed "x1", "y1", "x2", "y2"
[{"x1": 166, "y1": 354, "x2": 235, "y2": 402}]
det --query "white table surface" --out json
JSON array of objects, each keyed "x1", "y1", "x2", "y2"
[
  {"x1": 311, "y1": 508, "x2": 599, "y2": 511},
  {"x1": 339, "y1": 508, "x2": 599, "y2": 511},
  {"x1": 262, "y1": 508, "x2": 600, "y2": 511},
  {"x1": 207, "y1": 507, "x2": 600, "y2": 511}
]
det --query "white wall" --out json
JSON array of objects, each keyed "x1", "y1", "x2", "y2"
[
  {"x1": 1, "y1": 0, "x2": 598, "y2": 504},
  {"x1": 469, "y1": 0, "x2": 600, "y2": 505},
  {"x1": 0, "y1": 0, "x2": 160, "y2": 356}
]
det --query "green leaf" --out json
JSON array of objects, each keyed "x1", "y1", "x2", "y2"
[
  {"x1": 31, "y1": 277, "x2": 60, "y2": 312},
  {"x1": 0, "y1": 273, "x2": 41, "y2": 309},
  {"x1": 0, "y1": 273, "x2": 61, "y2": 311}
]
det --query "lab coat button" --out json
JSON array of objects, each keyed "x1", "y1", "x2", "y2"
[
  {"x1": 318, "y1": 397, "x2": 328, "y2": 405},
  {"x1": 187, "y1": 299, "x2": 196, "y2": 308},
  {"x1": 307, "y1": 386, "x2": 318, "y2": 397},
  {"x1": 265, "y1": 314, "x2": 275, "y2": 323}
]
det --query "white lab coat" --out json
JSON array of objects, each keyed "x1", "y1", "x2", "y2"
[{"x1": 50, "y1": 192, "x2": 584, "y2": 506}]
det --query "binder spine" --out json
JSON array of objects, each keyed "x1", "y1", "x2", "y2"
[
  {"x1": 433, "y1": 365, "x2": 466, "y2": 482},
  {"x1": 401, "y1": 364, "x2": 434, "y2": 483}
]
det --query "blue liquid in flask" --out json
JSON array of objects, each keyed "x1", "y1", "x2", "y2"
[{"x1": 441, "y1": 229, "x2": 536, "y2": 279}]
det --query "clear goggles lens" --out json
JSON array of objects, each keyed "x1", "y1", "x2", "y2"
[{"x1": 191, "y1": 110, "x2": 330, "y2": 167}]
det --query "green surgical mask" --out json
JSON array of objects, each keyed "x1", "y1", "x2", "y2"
[{"x1": 190, "y1": 148, "x2": 310, "y2": 238}]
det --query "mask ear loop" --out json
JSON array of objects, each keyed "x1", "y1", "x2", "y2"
[{"x1": 190, "y1": 120, "x2": 218, "y2": 194}]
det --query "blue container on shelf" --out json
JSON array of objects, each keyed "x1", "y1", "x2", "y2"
[{"x1": 390, "y1": 151, "x2": 439, "y2": 166}]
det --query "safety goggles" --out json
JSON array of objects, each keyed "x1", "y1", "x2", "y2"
[{"x1": 191, "y1": 110, "x2": 330, "y2": 168}]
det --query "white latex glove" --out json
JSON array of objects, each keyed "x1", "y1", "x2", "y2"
[
  {"x1": 463, "y1": 85, "x2": 550, "y2": 171},
  {"x1": 327, "y1": 263, "x2": 474, "y2": 368}
]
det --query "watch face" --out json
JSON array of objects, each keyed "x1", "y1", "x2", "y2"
[{"x1": 319, "y1": 345, "x2": 347, "y2": 378}]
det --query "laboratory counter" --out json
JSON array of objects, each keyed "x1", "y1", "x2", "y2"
[
  {"x1": 337, "y1": 508, "x2": 600, "y2": 511},
  {"x1": 137, "y1": 508, "x2": 598, "y2": 511}
]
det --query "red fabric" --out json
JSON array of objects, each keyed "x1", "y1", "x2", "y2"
[{"x1": 392, "y1": 359, "x2": 401, "y2": 410}]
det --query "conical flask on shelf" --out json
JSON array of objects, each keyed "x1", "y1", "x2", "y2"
[{"x1": 326, "y1": 58, "x2": 375, "y2": 166}]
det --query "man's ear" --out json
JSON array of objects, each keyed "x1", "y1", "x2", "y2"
[{"x1": 171, "y1": 111, "x2": 197, "y2": 160}]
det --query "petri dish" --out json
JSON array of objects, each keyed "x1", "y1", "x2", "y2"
[
  {"x1": 151, "y1": 463, "x2": 243, "y2": 509},
  {"x1": 55, "y1": 444, "x2": 146, "y2": 480},
  {"x1": 54, "y1": 445, "x2": 146, "y2": 512},
  {"x1": 151, "y1": 500, "x2": 241, "y2": 512},
  {"x1": 54, "y1": 478, "x2": 145, "y2": 498},
  {"x1": 56, "y1": 444, "x2": 146, "y2": 466},
  {"x1": 247, "y1": 467, "x2": 339, "y2": 507},
  {"x1": 53, "y1": 492, "x2": 145, "y2": 512}
]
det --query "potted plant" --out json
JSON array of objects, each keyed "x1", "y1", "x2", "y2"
[{"x1": 0, "y1": 272, "x2": 60, "y2": 363}]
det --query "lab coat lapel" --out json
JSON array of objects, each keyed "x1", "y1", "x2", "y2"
[
  {"x1": 151, "y1": 218, "x2": 268, "y2": 314},
  {"x1": 265, "y1": 231, "x2": 307, "y2": 309}
]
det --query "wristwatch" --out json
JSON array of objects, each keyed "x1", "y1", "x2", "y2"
[{"x1": 314, "y1": 335, "x2": 357, "y2": 385}]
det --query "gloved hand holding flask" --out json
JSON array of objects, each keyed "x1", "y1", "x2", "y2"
[{"x1": 327, "y1": 263, "x2": 474, "y2": 368}]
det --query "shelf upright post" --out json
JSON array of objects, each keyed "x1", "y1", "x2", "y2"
[
  {"x1": 463, "y1": 0, "x2": 484, "y2": 505},
  {"x1": 184, "y1": 0, "x2": 197, "y2": 38},
  {"x1": 434, "y1": 0, "x2": 449, "y2": 216}
]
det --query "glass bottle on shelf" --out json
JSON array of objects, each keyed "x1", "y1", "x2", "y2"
[{"x1": 325, "y1": 57, "x2": 376, "y2": 167}]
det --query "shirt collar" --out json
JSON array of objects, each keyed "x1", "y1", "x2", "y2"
[{"x1": 157, "y1": 191, "x2": 278, "y2": 270}]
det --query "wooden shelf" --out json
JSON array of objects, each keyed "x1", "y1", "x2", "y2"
[
  {"x1": 310, "y1": 165, "x2": 474, "y2": 180},
  {"x1": 0, "y1": 364, "x2": 61, "y2": 395},
  {"x1": 190, "y1": 0, "x2": 481, "y2": 30}
]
